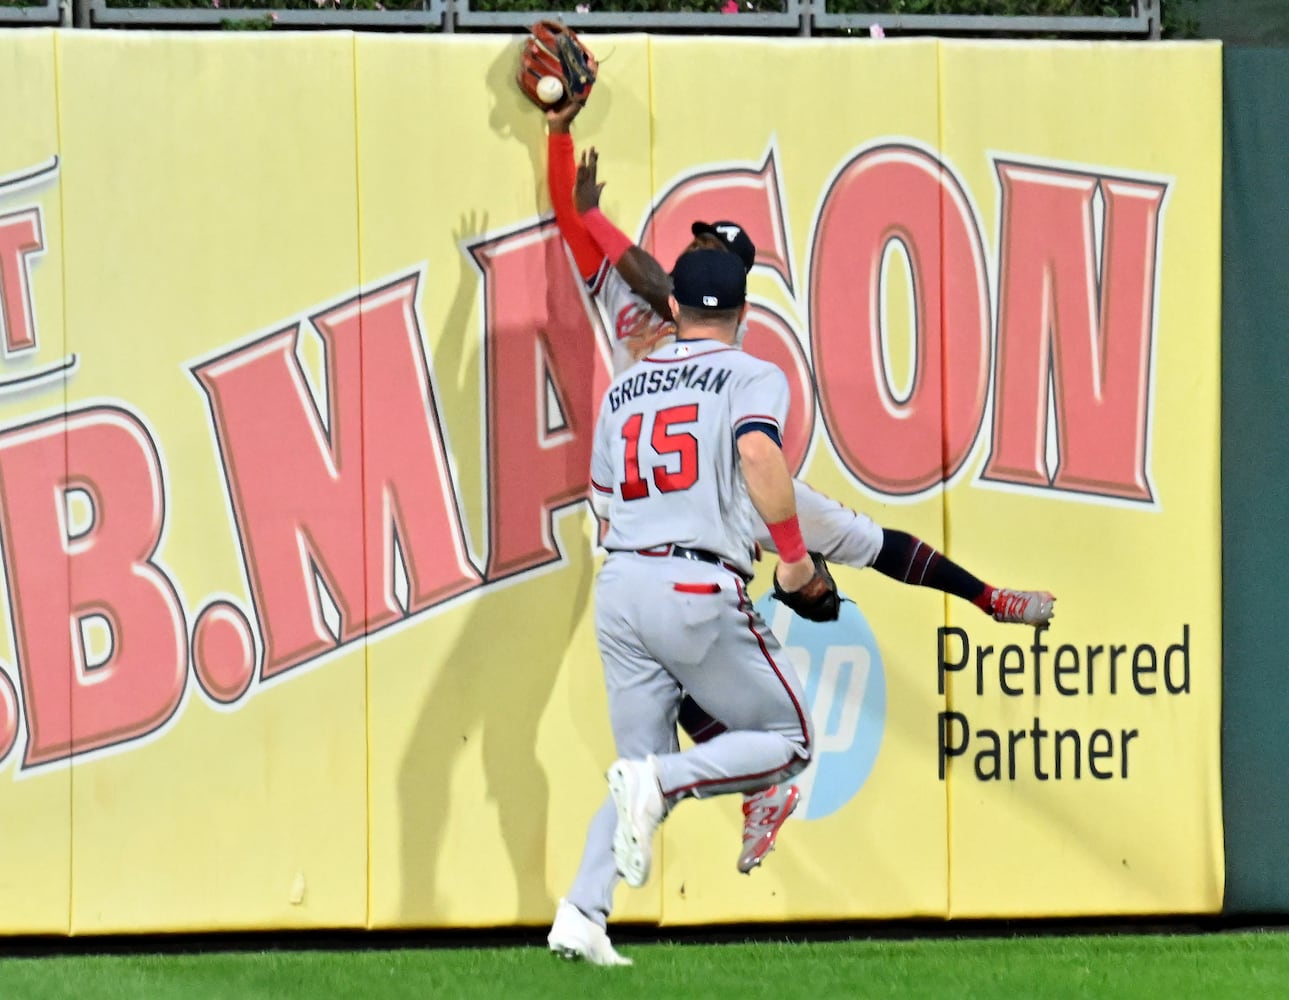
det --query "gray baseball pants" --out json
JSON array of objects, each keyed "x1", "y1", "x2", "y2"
[{"x1": 566, "y1": 550, "x2": 813, "y2": 927}]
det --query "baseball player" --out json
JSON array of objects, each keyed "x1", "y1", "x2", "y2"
[
  {"x1": 541, "y1": 100, "x2": 1056, "y2": 876},
  {"x1": 549, "y1": 248, "x2": 825, "y2": 966}
]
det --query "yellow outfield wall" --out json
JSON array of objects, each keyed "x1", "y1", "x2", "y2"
[
  {"x1": 0, "y1": 30, "x2": 1221, "y2": 933},
  {"x1": 0, "y1": 30, "x2": 70, "y2": 937},
  {"x1": 935, "y1": 41, "x2": 1224, "y2": 918}
]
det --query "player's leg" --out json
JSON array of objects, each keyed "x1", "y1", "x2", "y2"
[
  {"x1": 678, "y1": 693, "x2": 727, "y2": 742},
  {"x1": 641, "y1": 569, "x2": 813, "y2": 803},
  {"x1": 872, "y1": 528, "x2": 1055, "y2": 625},
  {"x1": 673, "y1": 479, "x2": 875, "y2": 871},
  {"x1": 563, "y1": 689, "x2": 677, "y2": 918},
  {"x1": 549, "y1": 801, "x2": 629, "y2": 965},
  {"x1": 673, "y1": 482, "x2": 866, "y2": 870},
  {"x1": 786, "y1": 478, "x2": 885, "y2": 570},
  {"x1": 677, "y1": 691, "x2": 797, "y2": 874},
  {"x1": 784, "y1": 479, "x2": 1055, "y2": 625},
  {"x1": 551, "y1": 556, "x2": 680, "y2": 964}
]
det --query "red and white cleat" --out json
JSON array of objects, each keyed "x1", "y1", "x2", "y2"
[
  {"x1": 737, "y1": 783, "x2": 800, "y2": 875},
  {"x1": 990, "y1": 589, "x2": 1056, "y2": 626}
]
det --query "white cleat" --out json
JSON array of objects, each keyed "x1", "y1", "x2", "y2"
[
  {"x1": 547, "y1": 899, "x2": 632, "y2": 967},
  {"x1": 606, "y1": 756, "x2": 665, "y2": 889},
  {"x1": 991, "y1": 589, "x2": 1056, "y2": 627}
]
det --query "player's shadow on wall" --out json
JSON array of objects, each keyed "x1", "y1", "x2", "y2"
[
  {"x1": 394, "y1": 539, "x2": 595, "y2": 926},
  {"x1": 392, "y1": 45, "x2": 619, "y2": 924},
  {"x1": 394, "y1": 198, "x2": 598, "y2": 926}
]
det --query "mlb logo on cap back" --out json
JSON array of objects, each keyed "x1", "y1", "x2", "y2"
[{"x1": 671, "y1": 249, "x2": 747, "y2": 311}]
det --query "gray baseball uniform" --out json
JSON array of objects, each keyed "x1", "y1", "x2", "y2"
[
  {"x1": 591, "y1": 263, "x2": 883, "y2": 568},
  {"x1": 566, "y1": 337, "x2": 813, "y2": 926}
]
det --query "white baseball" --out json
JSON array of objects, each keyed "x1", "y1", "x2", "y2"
[{"x1": 536, "y1": 75, "x2": 565, "y2": 105}]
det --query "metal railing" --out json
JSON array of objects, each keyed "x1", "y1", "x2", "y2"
[
  {"x1": 0, "y1": 0, "x2": 65, "y2": 26},
  {"x1": 83, "y1": 0, "x2": 443, "y2": 29},
  {"x1": 455, "y1": 0, "x2": 805, "y2": 33},
  {"x1": 812, "y1": 1, "x2": 1157, "y2": 37},
  {"x1": 455, "y1": 0, "x2": 1158, "y2": 36},
  {"x1": 51, "y1": 0, "x2": 1160, "y2": 36}
]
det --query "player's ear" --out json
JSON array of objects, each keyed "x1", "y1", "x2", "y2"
[{"x1": 667, "y1": 295, "x2": 681, "y2": 321}]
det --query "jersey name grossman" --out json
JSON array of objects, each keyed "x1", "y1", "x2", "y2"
[{"x1": 606, "y1": 364, "x2": 731, "y2": 413}]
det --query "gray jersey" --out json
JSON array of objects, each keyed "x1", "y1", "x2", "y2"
[
  {"x1": 590, "y1": 339, "x2": 790, "y2": 577},
  {"x1": 590, "y1": 261, "x2": 883, "y2": 571},
  {"x1": 591, "y1": 261, "x2": 675, "y2": 375}
]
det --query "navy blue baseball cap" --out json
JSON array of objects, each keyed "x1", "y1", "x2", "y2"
[
  {"x1": 671, "y1": 248, "x2": 747, "y2": 310},
  {"x1": 691, "y1": 220, "x2": 757, "y2": 272}
]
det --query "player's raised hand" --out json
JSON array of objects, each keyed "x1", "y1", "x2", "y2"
[
  {"x1": 545, "y1": 98, "x2": 585, "y2": 135},
  {"x1": 576, "y1": 147, "x2": 606, "y2": 213}
]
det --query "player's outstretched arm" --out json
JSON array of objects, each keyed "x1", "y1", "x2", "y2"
[
  {"x1": 574, "y1": 146, "x2": 675, "y2": 321},
  {"x1": 738, "y1": 430, "x2": 814, "y2": 593},
  {"x1": 545, "y1": 101, "x2": 605, "y2": 283}
]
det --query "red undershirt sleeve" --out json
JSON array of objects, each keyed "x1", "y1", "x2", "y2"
[{"x1": 547, "y1": 132, "x2": 606, "y2": 283}]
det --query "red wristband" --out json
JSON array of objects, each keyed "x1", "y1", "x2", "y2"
[
  {"x1": 581, "y1": 207, "x2": 635, "y2": 266},
  {"x1": 766, "y1": 516, "x2": 808, "y2": 564}
]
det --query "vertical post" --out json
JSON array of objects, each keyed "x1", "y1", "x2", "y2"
[
  {"x1": 1144, "y1": 0, "x2": 1160, "y2": 40},
  {"x1": 443, "y1": 0, "x2": 456, "y2": 34}
]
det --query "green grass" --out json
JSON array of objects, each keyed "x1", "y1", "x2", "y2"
[{"x1": 1, "y1": 932, "x2": 1287, "y2": 1000}]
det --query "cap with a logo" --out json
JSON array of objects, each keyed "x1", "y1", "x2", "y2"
[
  {"x1": 671, "y1": 248, "x2": 747, "y2": 311},
  {"x1": 691, "y1": 220, "x2": 757, "y2": 272}
]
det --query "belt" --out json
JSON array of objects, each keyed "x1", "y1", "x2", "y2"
[{"x1": 616, "y1": 544, "x2": 752, "y2": 582}]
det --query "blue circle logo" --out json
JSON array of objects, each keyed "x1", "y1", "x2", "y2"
[{"x1": 753, "y1": 592, "x2": 886, "y2": 820}]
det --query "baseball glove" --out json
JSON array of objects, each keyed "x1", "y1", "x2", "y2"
[
  {"x1": 772, "y1": 552, "x2": 842, "y2": 624},
  {"x1": 516, "y1": 20, "x2": 599, "y2": 110}
]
